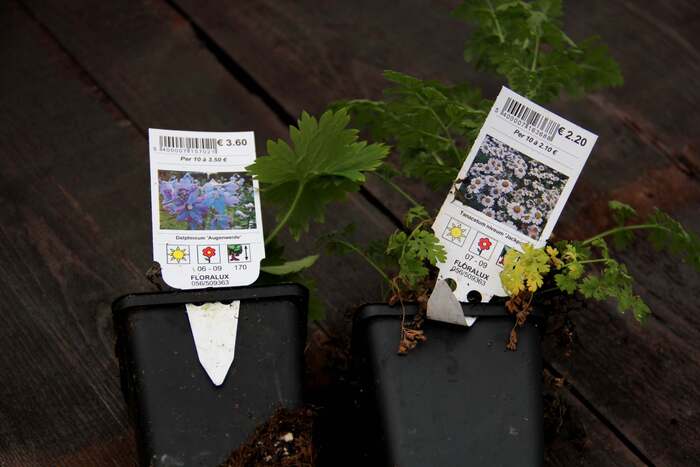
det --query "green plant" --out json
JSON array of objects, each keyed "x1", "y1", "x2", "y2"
[
  {"x1": 314, "y1": 0, "x2": 696, "y2": 350},
  {"x1": 247, "y1": 1, "x2": 698, "y2": 349},
  {"x1": 499, "y1": 200, "x2": 700, "y2": 348},
  {"x1": 246, "y1": 109, "x2": 389, "y2": 320}
]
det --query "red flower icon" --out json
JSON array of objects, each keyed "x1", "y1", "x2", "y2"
[
  {"x1": 202, "y1": 246, "x2": 217, "y2": 260},
  {"x1": 478, "y1": 237, "x2": 492, "y2": 251}
]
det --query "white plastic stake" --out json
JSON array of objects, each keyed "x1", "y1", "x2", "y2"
[
  {"x1": 427, "y1": 279, "x2": 475, "y2": 326},
  {"x1": 185, "y1": 301, "x2": 240, "y2": 386}
]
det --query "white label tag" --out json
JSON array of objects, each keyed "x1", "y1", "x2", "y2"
[
  {"x1": 429, "y1": 87, "x2": 597, "y2": 323},
  {"x1": 186, "y1": 301, "x2": 240, "y2": 386},
  {"x1": 149, "y1": 129, "x2": 265, "y2": 289}
]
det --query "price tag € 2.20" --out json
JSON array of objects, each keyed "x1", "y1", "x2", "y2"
[{"x1": 428, "y1": 87, "x2": 598, "y2": 326}]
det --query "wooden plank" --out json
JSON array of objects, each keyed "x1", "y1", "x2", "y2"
[
  {"x1": 0, "y1": 1, "x2": 397, "y2": 465},
  {"x1": 0, "y1": 3, "x2": 146, "y2": 465},
  {"x1": 170, "y1": 0, "x2": 700, "y2": 226},
  {"x1": 170, "y1": 0, "x2": 700, "y2": 464},
  {"x1": 543, "y1": 371, "x2": 646, "y2": 467},
  {"x1": 19, "y1": 0, "x2": 397, "y2": 315},
  {"x1": 546, "y1": 207, "x2": 700, "y2": 466},
  {"x1": 564, "y1": 0, "x2": 700, "y2": 144}
]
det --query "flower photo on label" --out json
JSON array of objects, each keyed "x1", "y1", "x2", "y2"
[
  {"x1": 158, "y1": 170, "x2": 257, "y2": 231},
  {"x1": 454, "y1": 135, "x2": 568, "y2": 240}
]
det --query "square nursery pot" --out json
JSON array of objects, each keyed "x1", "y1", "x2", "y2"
[
  {"x1": 353, "y1": 302, "x2": 544, "y2": 467},
  {"x1": 112, "y1": 283, "x2": 307, "y2": 467}
]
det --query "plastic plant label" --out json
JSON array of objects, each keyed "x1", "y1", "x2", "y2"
[
  {"x1": 149, "y1": 129, "x2": 265, "y2": 289},
  {"x1": 186, "y1": 301, "x2": 240, "y2": 386},
  {"x1": 428, "y1": 87, "x2": 597, "y2": 325}
]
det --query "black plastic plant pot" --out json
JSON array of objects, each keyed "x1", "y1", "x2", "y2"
[
  {"x1": 112, "y1": 283, "x2": 308, "y2": 467},
  {"x1": 353, "y1": 302, "x2": 544, "y2": 467}
]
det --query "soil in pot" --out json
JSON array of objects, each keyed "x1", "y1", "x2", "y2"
[{"x1": 221, "y1": 406, "x2": 315, "y2": 467}]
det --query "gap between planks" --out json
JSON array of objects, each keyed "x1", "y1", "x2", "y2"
[{"x1": 163, "y1": 0, "x2": 407, "y2": 231}]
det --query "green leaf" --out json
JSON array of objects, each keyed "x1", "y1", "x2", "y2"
[
  {"x1": 554, "y1": 272, "x2": 577, "y2": 294},
  {"x1": 247, "y1": 109, "x2": 389, "y2": 239},
  {"x1": 260, "y1": 254, "x2": 319, "y2": 275},
  {"x1": 407, "y1": 230, "x2": 447, "y2": 266},
  {"x1": 607, "y1": 200, "x2": 637, "y2": 248},
  {"x1": 256, "y1": 243, "x2": 325, "y2": 320},
  {"x1": 341, "y1": 71, "x2": 489, "y2": 189},
  {"x1": 609, "y1": 200, "x2": 637, "y2": 225},
  {"x1": 386, "y1": 226, "x2": 446, "y2": 287},
  {"x1": 500, "y1": 243, "x2": 551, "y2": 294},
  {"x1": 647, "y1": 209, "x2": 700, "y2": 271},
  {"x1": 404, "y1": 205, "x2": 430, "y2": 227},
  {"x1": 386, "y1": 231, "x2": 408, "y2": 255},
  {"x1": 576, "y1": 257, "x2": 651, "y2": 322}
]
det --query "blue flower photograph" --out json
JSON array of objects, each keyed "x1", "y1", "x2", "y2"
[{"x1": 158, "y1": 170, "x2": 256, "y2": 230}]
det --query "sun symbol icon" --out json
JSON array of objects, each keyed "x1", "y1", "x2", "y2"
[
  {"x1": 167, "y1": 245, "x2": 190, "y2": 264},
  {"x1": 442, "y1": 219, "x2": 469, "y2": 246},
  {"x1": 449, "y1": 225, "x2": 465, "y2": 240}
]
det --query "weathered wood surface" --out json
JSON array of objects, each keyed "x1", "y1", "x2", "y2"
[
  {"x1": 0, "y1": 3, "x2": 144, "y2": 465},
  {"x1": 2, "y1": 0, "x2": 699, "y2": 465},
  {"x1": 171, "y1": 0, "x2": 700, "y2": 465},
  {"x1": 18, "y1": 0, "x2": 396, "y2": 321},
  {"x1": 0, "y1": 0, "x2": 394, "y2": 465}
]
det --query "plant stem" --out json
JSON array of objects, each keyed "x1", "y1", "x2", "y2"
[
  {"x1": 430, "y1": 151, "x2": 446, "y2": 166},
  {"x1": 531, "y1": 32, "x2": 541, "y2": 72},
  {"x1": 582, "y1": 224, "x2": 671, "y2": 246},
  {"x1": 415, "y1": 96, "x2": 463, "y2": 166},
  {"x1": 334, "y1": 239, "x2": 393, "y2": 288},
  {"x1": 568, "y1": 258, "x2": 608, "y2": 266},
  {"x1": 265, "y1": 181, "x2": 305, "y2": 245},
  {"x1": 374, "y1": 171, "x2": 422, "y2": 208},
  {"x1": 486, "y1": 0, "x2": 505, "y2": 43}
]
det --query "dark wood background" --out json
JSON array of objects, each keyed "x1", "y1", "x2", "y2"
[{"x1": 1, "y1": 1, "x2": 698, "y2": 465}]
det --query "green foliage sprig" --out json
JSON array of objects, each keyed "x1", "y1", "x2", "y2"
[
  {"x1": 453, "y1": 0, "x2": 622, "y2": 102},
  {"x1": 329, "y1": 0, "x2": 626, "y2": 306},
  {"x1": 249, "y1": 109, "x2": 388, "y2": 242},
  {"x1": 247, "y1": 0, "x2": 697, "y2": 338},
  {"x1": 247, "y1": 109, "x2": 389, "y2": 319},
  {"x1": 501, "y1": 201, "x2": 700, "y2": 322}
]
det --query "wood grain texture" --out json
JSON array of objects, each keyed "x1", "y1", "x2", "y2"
[
  {"x1": 1, "y1": 0, "x2": 396, "y2": 465},
  {"x1": 171, "y1": 0, "x2": 700, "y2": 464},
  {"x1": 546, "y1": 207, "x2": 700, "y2": 466},
  {"x1": 543, "y1": 371, "x2": 646, "y2": 467},
  {"x1": 0, "y1": 2, "x2": 145, "y2": 465},
  {"x1": 171, "y1": 0, "x2": 700, "y2": 228},
  {"x1": 4, "y1": 0, "x2": 700, "y2": 464},
  {"x1": 19, "y1": 0, "x2": 397, "y2": 316}
]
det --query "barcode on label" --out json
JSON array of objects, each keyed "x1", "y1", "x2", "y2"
[
  {"x1": 501, "y1": 97, "x2": 560, "y2": 141},
  {"x1": 159, "y1": 135, "x2": 218, "y2": 153}
]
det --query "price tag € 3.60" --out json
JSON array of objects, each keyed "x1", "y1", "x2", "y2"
[{"x1": 148, "y1": 128, "x2": 265, "y2": 290}]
